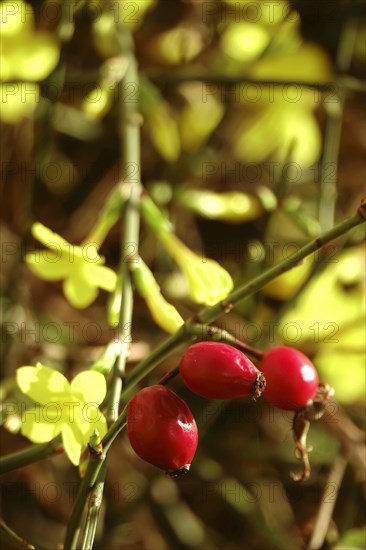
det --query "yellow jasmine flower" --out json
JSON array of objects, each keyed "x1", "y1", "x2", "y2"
[
  {"x1": 25, "y1": 223, "x2": 117, "y2": 308},
  {"x1": 16, "y1": 364, "x2": 107, "y2": 465}
]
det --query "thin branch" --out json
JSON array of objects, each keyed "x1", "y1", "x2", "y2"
[
  {"x1": 80, "y1": 463, "x2": 107, "y2": 550},
  {"x1": 61, "y1": 70, "x2": 366, "y2": 94},
  {"x1": 124, "y1": 201, "x2": 365, "y2": 393},
  {"x1": 307, "y1": 456, "x2": 348, "y2": 550},
  {"x1": 118, "y1": 198, "x2": 366, "y2": 398},
  {"x1": 63, "y1": 452, "x2": 106, "y2": 550},
  {"x1": 0, "y1": 517, "x2": 36, "y2": 550},
  {"x1": 0, "y1": 437, "x2": 63, "y2": 475},
  {"x1": 319, "y1": 19, "x2": 359, "y2": 231},
  {"x1": 64, "y1": 25, "x2": 142, "y2": 550}
]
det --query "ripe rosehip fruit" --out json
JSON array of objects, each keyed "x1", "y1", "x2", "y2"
[
  {"x1": 179, "y1": 342, "x2": 266, "y2": 399},
  {"x1": 260, "y1": 346, "x2": 319, "y2": 411},
  {"x1": 127, "y1": 385, "x2": 198, "y2": 475}
]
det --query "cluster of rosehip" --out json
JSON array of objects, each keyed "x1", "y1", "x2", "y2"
[{"x1": 127, "y1": 342, "x2": 334, "y2": 481}]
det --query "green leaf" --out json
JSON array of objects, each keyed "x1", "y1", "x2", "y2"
[
  {"x1": 231, "y1": 103, "x2": 322, "y2": 168},
  {"x1": 70, "y1": 371, "x2": 107, "y2": 406},
  {"x1": 335, "y1": 527, "x2": 366, "y2": 549},
  {"x1": 0, "y1": 82, "x2": 39, "y2": 123},
  {"x1": 140, "y1": 78, "x2": 180, "y2": 162},
  {"x1": 179, "y1": 83, "x2": 224, "y2": 152},
  {"x1": 251, "y1": 43, "x2": 333, "y2": 82},
  {"x1": 160, "y1": 233, "x2": 233, "y2": 305},
  {"x1": 221, "y1": 22, "x2": 270, "y2": 62},
  {"x1": 145, "y1": 106, "x2": 181, "y2": 163},
  {"x1": 145, "y1": 291, "x2": 184, "y2": 334},
  {"x1": 147, "y1": 27, "x2": 203, "y2": 65},
  {"x1": 10, "y1": 33, "x2": 59, "y2": 81},
  {"x1": 178, "y1": 189, "x2": 263, "y2": 223},
  {"x1": 185, "y1": 257, "x2": 234, "y2": 305},
  {"x1": 0, "y1": 1, "x2": 34, "y2": 38},
  {"x1": 17, "y1": 364, "x2": 69, "y2": 404}
]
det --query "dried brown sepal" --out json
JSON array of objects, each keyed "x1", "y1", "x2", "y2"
[
  {"x1": 291, "y1": 383, "x2": 335, "y2": 482},
  {"x1": 252, "y1": 372, "x2": 266, "y2": 401},
  {"x1": 167, "y1": 465, "x2": 190, "y2": 477}
]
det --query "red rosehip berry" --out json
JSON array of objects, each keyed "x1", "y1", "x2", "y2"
[
  {"x1": 179, "y1": 342, "x2": 266, "y2": 400},
  {"x1": 260, "y1": 346, "x2": 319, "y2": 411},
  {"x1": 127, "y1": 385, "x2": 198, "y2": 476}
]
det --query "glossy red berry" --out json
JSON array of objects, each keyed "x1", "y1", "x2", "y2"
[
  {"x1": 179, "y1": 342, "x2": 266, "y2": 399},
  {"x1": 127, "y1": 385, "x2": 198, "y2": 475},
  {"x1": 260, "y1": 346, "x2": 319, "y2": 411}
]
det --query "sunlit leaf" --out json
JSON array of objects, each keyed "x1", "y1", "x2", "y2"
[
  {"x1": 262, "y1": 252, "x2": 314, "y2": 300},
  {"x1": 251, "y1": 42, "x2": 333, "y2": 82},
  {"x1": 14, "y1": 34, "x2": 59, "y2": 81},
  {"x1": 145, "y1": 292, "x2": 184, "y2": 334},
  {"x1": 221, "y1": 22, "x2": 270, "y2": 62},
  {"x1": 335, "y1": 527, "x2": 366, "y2": 549},
  {"x1": 140, "y1": 79, "x2": 180, "y2": 162},
  {"x1": 0, "y1": 1, "x2": 34, "y2": 37},
  {"x1": 278, "y1": 245, "x2": 366, "y2": 403},
  {"x1": 178, "y1": 189, "x2": 263, "y2": 223},
  {"x1": 118, "y1": 0, "x2": 157, "y2": 30},
  {"x1": 92, "y1": 12, "x2": 119, "y2": 57},
  {"x1": 279, "y1": 246, "x2": 365, "y2": 342},
  {"x1": 179, "y1": 83, "x2": 225, "y2": 152},
  {"x1": 223, "y1": 0, "x2": 291, "y2": 26},
  {"x1": 131, "y1": 257, "x2": 184, "y2": 333},
  {"x1": 82, "y1": 86, "x2": 114, "y2": 120},
  {"x1": 147, "y1": 27, "x2": 203, "y2": 65},
  {"x1": 0, "y1": 82, "x2": 39, "y2": 123},
  {"x1": 231, "y1": 103, "x2": 322, "y2": 168}
]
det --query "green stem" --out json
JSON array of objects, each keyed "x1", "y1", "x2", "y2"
[
  {"x1": 0, "y1": 517, "x2": 38, "y2": 550},
  {"x1": 158, "y1": 324, "x2": 265, "y2": 385},
  {"x1": 82, "y1": 183, "x2": 131, "y2": 248},
  {"x1": 63, "y1": 452, "x2": 105, "y2": 550},
  {"x1": 319, "y1": 20, "x2": 358, "y2": 231},
  {"x1": 64, "y1": 26, "x2": 142, "y2": 550},
  {"x1": 197, "y1": 207, "x2": 365, "y2": 325},
  {"x1": 81, "y1": 462, "x2": 107, "y2": 550},
  {"x1": 187, "y1": 324, "x2": 265, "y2": 360},
  {"x1": 124, "y1": 203, "x2": 365, "y2": 392},
  {"x1": 146, "y1": 71, "x2": 366, "y2": 93},
  {"x1": 63, "y1": 69, "x2": 366, "y2": 94},
  {"x1": 0, "y1": 438, "x2": 63, "y2": 475}
]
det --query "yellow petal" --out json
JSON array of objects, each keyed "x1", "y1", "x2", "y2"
[
  {"x1": 63, "y1": 273, "x2": 99, "y2": 308},
  {"x1": 31, "y1": 223, "x2": 70, "y2": 251},
  {"x1": 20, "y1": 407, "x2": 62, "y2": 443},
  {"x1": 61, "y1": 422, "x2": 84, "y2": 465},
  {"x1": 71, "y1": 371, "x2": 107, "y2": 405},
  {"x1": 87, "y1": 264, "x2": 117, "y2": 292},
  {"x1": 17, "y1": 364, "x2": 69, "y2": 404},
  {"x1": 26, "y1": 252, "x2": 72, "y2": 280}
]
